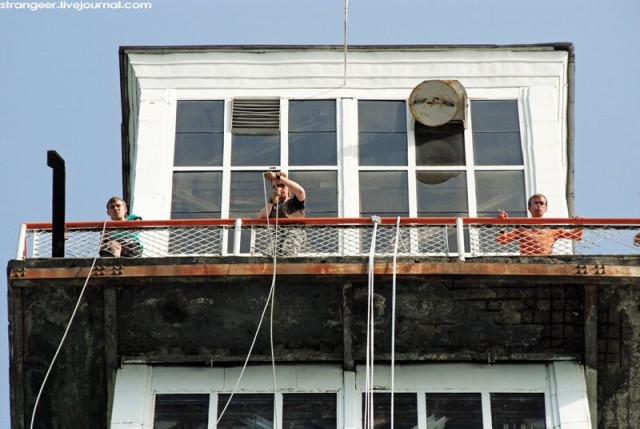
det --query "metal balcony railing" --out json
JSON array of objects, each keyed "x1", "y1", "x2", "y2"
[{"x1": 16, "y1": 218, "x2": 640, "y2": 261}]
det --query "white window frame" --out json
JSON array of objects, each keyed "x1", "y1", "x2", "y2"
[{"x1": 110, "y1": 362, "x2": 591, "y2": 429}]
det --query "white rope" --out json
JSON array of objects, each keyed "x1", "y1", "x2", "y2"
[
  {"x1": 30, "y1": 221, "x2": 107, "y2": 429},
  {"x1": 269, "y1": 197, "x2": 279, "y2": 429},
  {"x1": 218, "y1": 178, "x2": 280, "y2": 427},
  {"x1": 364, "y1": 215, "x2": 381, "y2": 429},
  {"x1": 390, "y1": 216, "x2": 401, "y2": 429}
]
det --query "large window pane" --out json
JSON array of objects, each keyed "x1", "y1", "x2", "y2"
[
  {"x1": 229, "y1": 171, "x2": 274, "y2": 254},
  {"x1": 425, "y1": 393, "x2": 482, "y2": 429},
  {"x1": 416, "y1": 171, "x2": 468, "y2": 216},
  {"x1": 472, "y1": 100, "x2": 523, "y2": 166},
  {"x1": 175, "y1": 100, "x2": 225, "y2": 167},
  {"x1": 362, "y1": 393, "x2": 417, "y2": 429},
  {"x1": 473, "y1": 133, "x2": 523, "y2": 166},
  {"x1": 289, "y1": 170, "x2": 337, "y2": 217},
  {"x1": 290, "y1": 133, "x2": 337, "y2": 165},
  {"x1": 176, "y1": 100, "x2": 224, "y2": 132},
  {"x1": 475, "y1": 171, "x2": 526, "y2": 217},
  {"x1": 153, "y1": 393, "x2": 209, "y2": 429},
  {"x1": 359, "y1": 171, "x2": 408, "y2": 217},
  {"x1": 283, "y1": 393, "x2": 337, "y2": 429},
  {"x1": 289, "y1": 100, "x2": 337, "y2": 166},
  {"x1": 359, "y1": 100, "x2": 407, "y2": 166},
  {"x1": 359, "y1": 100, "x2": 407, "y2": 132},
  {"x1": 491, "y1": 393, "x2": 546, "y2": 429},
  {"x1": 217, "y1": 394, "x2": 273, "y2": 429},
  {"x1": 415, "y1": 122, "x2": 465, "y2": 166},
  {"x1": 230, "y1": 171, "x2": 268, "y2": 218},
  {"x1": 231, "y1": 134, "x2": 280, "y2": 166},
  {"x1": 471, "y1": 100, "x2": 520, "y2": 132},
  {"x1": 171, "y1": 172, "x2": 222, "y2": 218},
  {"x1": 174, "y1": 133, "x2": 224, "y2": 167},
  {"x1": 416, "y1": 171, "x2": 468, "y2": 253}
]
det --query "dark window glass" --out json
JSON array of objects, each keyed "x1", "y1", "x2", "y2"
[
  {"x1": 229, "y1": 171, "x2": 268, "y2": 218},
  {"x1": 359, "y1": 171, "x2": 408, "y2": 217},
  {"x1": 472, "y1": 100, "x2": 523, "y2": 166},
  {"x1": 361, "y1": 393, "x2": 417, "y2": 429},
  {"x1": 475, "y1": 171, "x2": 526, "y2": 217},
  {"x1": 473, "y1": 133, "x2": 523, "y2": 166},
  {"x1": 289, "y1": 170, "x2": 337, "y2": 217},
  {"x1": 217, "y1": 394, "x2": 273, "y2": 429},
  {"x1": 491, "y1": 393, "x2": 546, "y2": 429},
  {"x1": 415, "y1": 122, "x2": 465, "y2": 166},
  {"x1": 153, "y1": 393, "x2": 209, "y2": 429},
  {"x1": 416, "y1": 171, "x2": 469, "y2": 252},
  {"x1": 416, "y1": 171, "x2": 468, "y2": 216},
  {"x1": 359, "y1": 100, "x2": 407, "y2": 132},
  {"x1": 283, "y1": 393, "x2": 337, "y2": 429},
  {"x1": 171, "y1": 172, "x2": 222, "y2": 218},
  {"x1": 228, "y1": 171, "x2": 275, "y2": 253},
  {"x1": 174, "y1": 133, "x2": 224, "y2": 167},
  {"x1": 289, "y1": 100, "x2": 337, "y2": 166},
  {"x1": 425, "y1": 393, "x2": 483, "y2": 429},
  {"x1": 175, "y1": 100, "x2": 225, "y2": 167},
  {"x1": 359, "y1": 100, "x2": 407, "y2": 166},
  {"x1": 176, "y1": 100, "x2": 224, "y2": 133},
  {"x1": 231, "y1": 134, "x2": 280, "y2": 166}
]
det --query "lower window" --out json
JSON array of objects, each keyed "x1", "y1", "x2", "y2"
[{"x1": 111, "y1": 363, "x2": 590, "y2": 429}]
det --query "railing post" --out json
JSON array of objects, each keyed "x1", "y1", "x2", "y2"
[
  {"x1": 16, "y1": 224, "x2": 27, "y2": 260},
  {"x1": 233, "y1": 218, "x2": 242, "y2": 256},
  {"x1": 456, "y1": 217, "x2": 465, "y2": 261}
]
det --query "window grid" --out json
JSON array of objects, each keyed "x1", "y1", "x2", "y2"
[{"x1": 172, "y1": 98, "x2": 526, "y2": 220}]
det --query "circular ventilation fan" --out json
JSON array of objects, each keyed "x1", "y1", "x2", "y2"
[{"x1": 409, "y1": 80, "x2": 464, "y2": 127}]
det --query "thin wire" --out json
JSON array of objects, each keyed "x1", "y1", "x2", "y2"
[
  {"x1": 29, "y1": 221, "x2": 107, "y2": 429},
  {"x1": 390, "y1": 216, "x2": 401, "y2": 429},
  {"x1": 364, "y1": 215, "x2": 381, "y2": 429},
  {"x1": 217, "y1": 178, "x2": 280, "y2": 427},
  {"x1": 269, "y1": 193, "x2": 279, "y2": 429}
]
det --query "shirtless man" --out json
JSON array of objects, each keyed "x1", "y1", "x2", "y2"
[{"x1": 497, "y1": 193, "x2": 582, "y2": 255}]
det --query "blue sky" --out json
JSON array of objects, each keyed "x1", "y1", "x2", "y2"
[{"x1": 1, "y1": 0, "x2": 639, "y2": 426}]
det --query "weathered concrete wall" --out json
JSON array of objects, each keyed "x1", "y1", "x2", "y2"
[
  {"x1": 598, "y1": 284, "x2": 640, "y2": 429},
  {"x1": 7, "y1": 256, "x2": 640, "y2": 429},
  {"x1": 10, "y1": 284, "x2": 108, "y2": 429}
]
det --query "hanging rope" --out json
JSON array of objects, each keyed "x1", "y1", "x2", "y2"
[
  {"x1": 30, "y1": 221, "x2": 108, "y2": 429},
  {"x1": 364, "y1": 215, "x2": 381, "y2": 429},
  {"x1": 218, "y1": 177, "x2": 280, "y2": 427},
  {"x1": 390, "y1": 216, "x2": 401, "y2": 429}
]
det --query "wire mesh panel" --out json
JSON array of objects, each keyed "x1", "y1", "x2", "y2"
[
  {"x1": 20, "y1": 220, "x2": 640, "y2": 259},
  {"x1": 249, "y1": 224, "x2": 453, "y2": 257},
  {"x1": 472, "y1": 224, "x2": 640, "y2": 256},
  {"x1": 31, "y1": 229, "x2": 104, "y2": 258},
  {"x1": 250, "y1": 225, "x2": 308, "y2": 257}
]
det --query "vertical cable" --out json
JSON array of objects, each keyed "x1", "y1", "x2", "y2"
[
  {"x1": 390, "y1": 217, "x2": 401, "y2": 429},
  {"x1": 270, "y1": 197, "x2": 279, "y2": 429},
  {"x1": 364, "y1": 216, "x2": 381, "y2": 429},
  {"x1": 218, "y1": 178, "x2": 280, "y2": 426},
  {"x1": 30, "y1": 221, "x2": 107, "y2": 429}
]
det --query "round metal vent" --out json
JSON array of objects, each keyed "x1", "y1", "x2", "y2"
[{"x1": 409, "y1": 80, "x2": 466, "y2": 127}]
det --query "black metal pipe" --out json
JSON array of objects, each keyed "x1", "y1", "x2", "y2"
[{"x1": 47, "y1": 151, "x2": 65, "y2": 258}]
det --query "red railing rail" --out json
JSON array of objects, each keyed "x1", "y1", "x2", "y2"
[{"x1": 17, "y1": 217, "x2": 640, "y2": 260}]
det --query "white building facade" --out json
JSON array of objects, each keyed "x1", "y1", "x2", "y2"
[{"x1": 111, "y1": 45, "x2": 590, "y2": 429}]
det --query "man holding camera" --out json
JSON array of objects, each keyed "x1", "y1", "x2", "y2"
[
  {"x1": 258, "y1": 171, "x2": 307, "y2": 257},
  {"x1": 259, "y1": 170, "x2": 306, "y2": 219}
]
